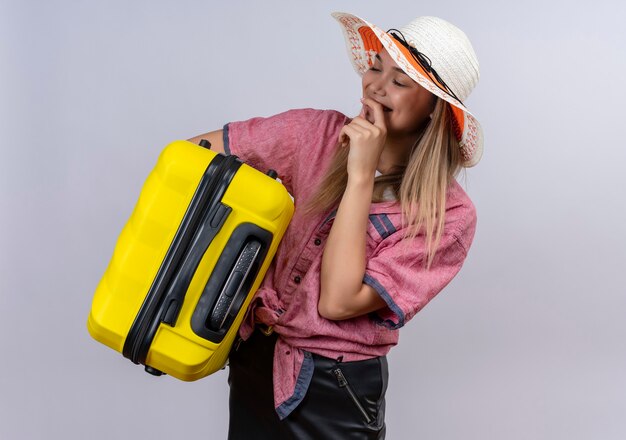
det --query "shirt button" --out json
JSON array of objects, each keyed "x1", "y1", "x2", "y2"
[
  {"x1": 314, "y1": 238, "x2": 322, "y2": 246},
  {"x1": 294, "y1": 276, "x2": 301, "y2": 284}
]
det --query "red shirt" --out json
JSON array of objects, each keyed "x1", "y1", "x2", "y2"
[{"x1": 225, "y1": 108, "x2": 476, "y2": 419}]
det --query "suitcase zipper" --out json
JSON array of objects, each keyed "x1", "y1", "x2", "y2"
[{"x1": 332, "y1": 367, "x2": 374, "y2": 424}]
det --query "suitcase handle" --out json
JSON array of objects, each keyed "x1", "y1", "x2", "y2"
[
  {"x1": 190, "y1": 223, "x2": 273, "y2": 343},
  {"x1": 208, "y1": 240, "x2": 262, "y2": 330}
]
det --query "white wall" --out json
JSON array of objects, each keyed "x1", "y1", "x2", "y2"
[{"x1": 1, "y1": 0, "x2": 625, "y2": 438}]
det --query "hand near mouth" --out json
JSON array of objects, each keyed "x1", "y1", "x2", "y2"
[
  {"x1": 362, "y1": 101, "x2": 391, "y2": 124},
  {"x1": 337, "y1": 97, "x2": 388, "y2": 180}
]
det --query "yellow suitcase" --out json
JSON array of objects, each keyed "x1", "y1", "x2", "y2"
[{"x1": 87, "y1": 139, "x2": 294, "y2": 381}]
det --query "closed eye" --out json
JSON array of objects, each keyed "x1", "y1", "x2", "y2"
[{"x1": 393, "y1": 80, "x2": 407, "y2": 87}]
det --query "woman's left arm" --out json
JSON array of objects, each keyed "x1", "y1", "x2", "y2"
[
  {"x1": 318, "y1": 176, "x2": 387, "y2": 320},
  {"x1": 318, "y1": 98, "x2": 388, "y2": 320}
]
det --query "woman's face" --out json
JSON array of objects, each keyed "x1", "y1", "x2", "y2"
[{"x1": 361, "y1": 48, "x2": 436, "y2": 137}]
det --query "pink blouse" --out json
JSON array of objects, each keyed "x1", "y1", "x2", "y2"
[{"x1": 224, "y1": 108, "x2": 477, "y2": 419}]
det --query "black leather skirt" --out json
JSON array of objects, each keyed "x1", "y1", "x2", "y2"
[{"x1": 227, "y1": 328, "x2": 388, "y2": 439}]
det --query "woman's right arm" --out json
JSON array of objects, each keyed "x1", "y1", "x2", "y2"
[{"x1": 187, "y1": 129, "x2": 225, "y2": 155}]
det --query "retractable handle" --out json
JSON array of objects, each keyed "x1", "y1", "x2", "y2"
[{"x1": 157, "y1": 202, "x2": 232, "y2": 327}]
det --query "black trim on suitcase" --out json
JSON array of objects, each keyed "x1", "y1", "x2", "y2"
[
  {"x1": 190, "y1": 223, "x2": 273, "y2": 343},
  {"x1": 122, "y1": 153, "x2": 242, "y2": 369}
]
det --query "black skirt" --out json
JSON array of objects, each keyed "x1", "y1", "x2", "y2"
[{"x1": 227, "y1": 328, "x2": 388, "y2": 439}]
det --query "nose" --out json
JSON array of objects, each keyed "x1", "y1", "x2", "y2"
[
  {"x1": 370, "y1": 76, "x2": 386, "y2": 96},
  {"x1": 366, "y1": 73, "x2": 387, "y2": 97}
]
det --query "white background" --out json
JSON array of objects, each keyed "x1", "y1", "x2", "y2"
[{"x1": 1, "y1": 0, "x2": 625, "y2": 438}]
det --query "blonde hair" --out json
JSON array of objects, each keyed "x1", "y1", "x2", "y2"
[{"x1": 302, "y1": 99, "x2": 464, "y2": 269}]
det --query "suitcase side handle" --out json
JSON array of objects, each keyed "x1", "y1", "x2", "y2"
[
  {"x1": 190, "y1": 223, "x2": 273, "y2": 344},
  {"x1": 208, "y1": 240, "x2": 262, "y2": 330}
]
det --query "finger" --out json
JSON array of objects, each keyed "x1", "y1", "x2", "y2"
[
  {"x1": 339, "y1": 134, "x2": 348, "y2": 148},
  {"x1": 340, "y1": 123, "x2": 367, "y2": 135},
  {"x1": 338, "y1": 126, "x2": 354, "y2": 147},
  {"x1": 341, "y1": 124, "x2": 365, "y2": 139},
  {"x1": 349, "y1": 116, "x2": 375, "y2": 130},
  {"x1": 349, "y1": 117, "x2": 385, "y2": 141},
  {"x1": 360, "y1": 98, "x2": 387, "y2": 130},
  {"x1": 360, "y1": 104, "x2": 374, "y2": 124},
  {"x1": 338, "y1": 127, "x2": 350, "y2": 147}
]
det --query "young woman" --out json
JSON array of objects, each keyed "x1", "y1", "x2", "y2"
[{"x1": 189, "y1": 11, "x2": 483, "y2": 440}]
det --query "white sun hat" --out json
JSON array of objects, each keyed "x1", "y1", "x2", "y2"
[{"x1": 332, "y1": 12, "x2": 483, "y2": 167}]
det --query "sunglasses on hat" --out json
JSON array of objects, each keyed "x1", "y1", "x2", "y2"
[{"x1": 387, "y1": 28, "x2": 464, "y2": 106}]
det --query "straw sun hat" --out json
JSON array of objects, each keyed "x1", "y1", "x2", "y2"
[{"x1": 332, "y1": 12, "x2": 483, "y2": 167}]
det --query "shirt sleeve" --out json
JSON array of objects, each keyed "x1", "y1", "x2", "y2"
[
  {"x1": 224, "y1": 108, "x2": 346, "y2": 200},
  {"x1": 364, "y1": 221, "x2": 475, "y2": 330}
]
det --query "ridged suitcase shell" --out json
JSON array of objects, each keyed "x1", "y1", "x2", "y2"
[{"x1": 88, "y1": 140, "x2": 294, "y2": 380}]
